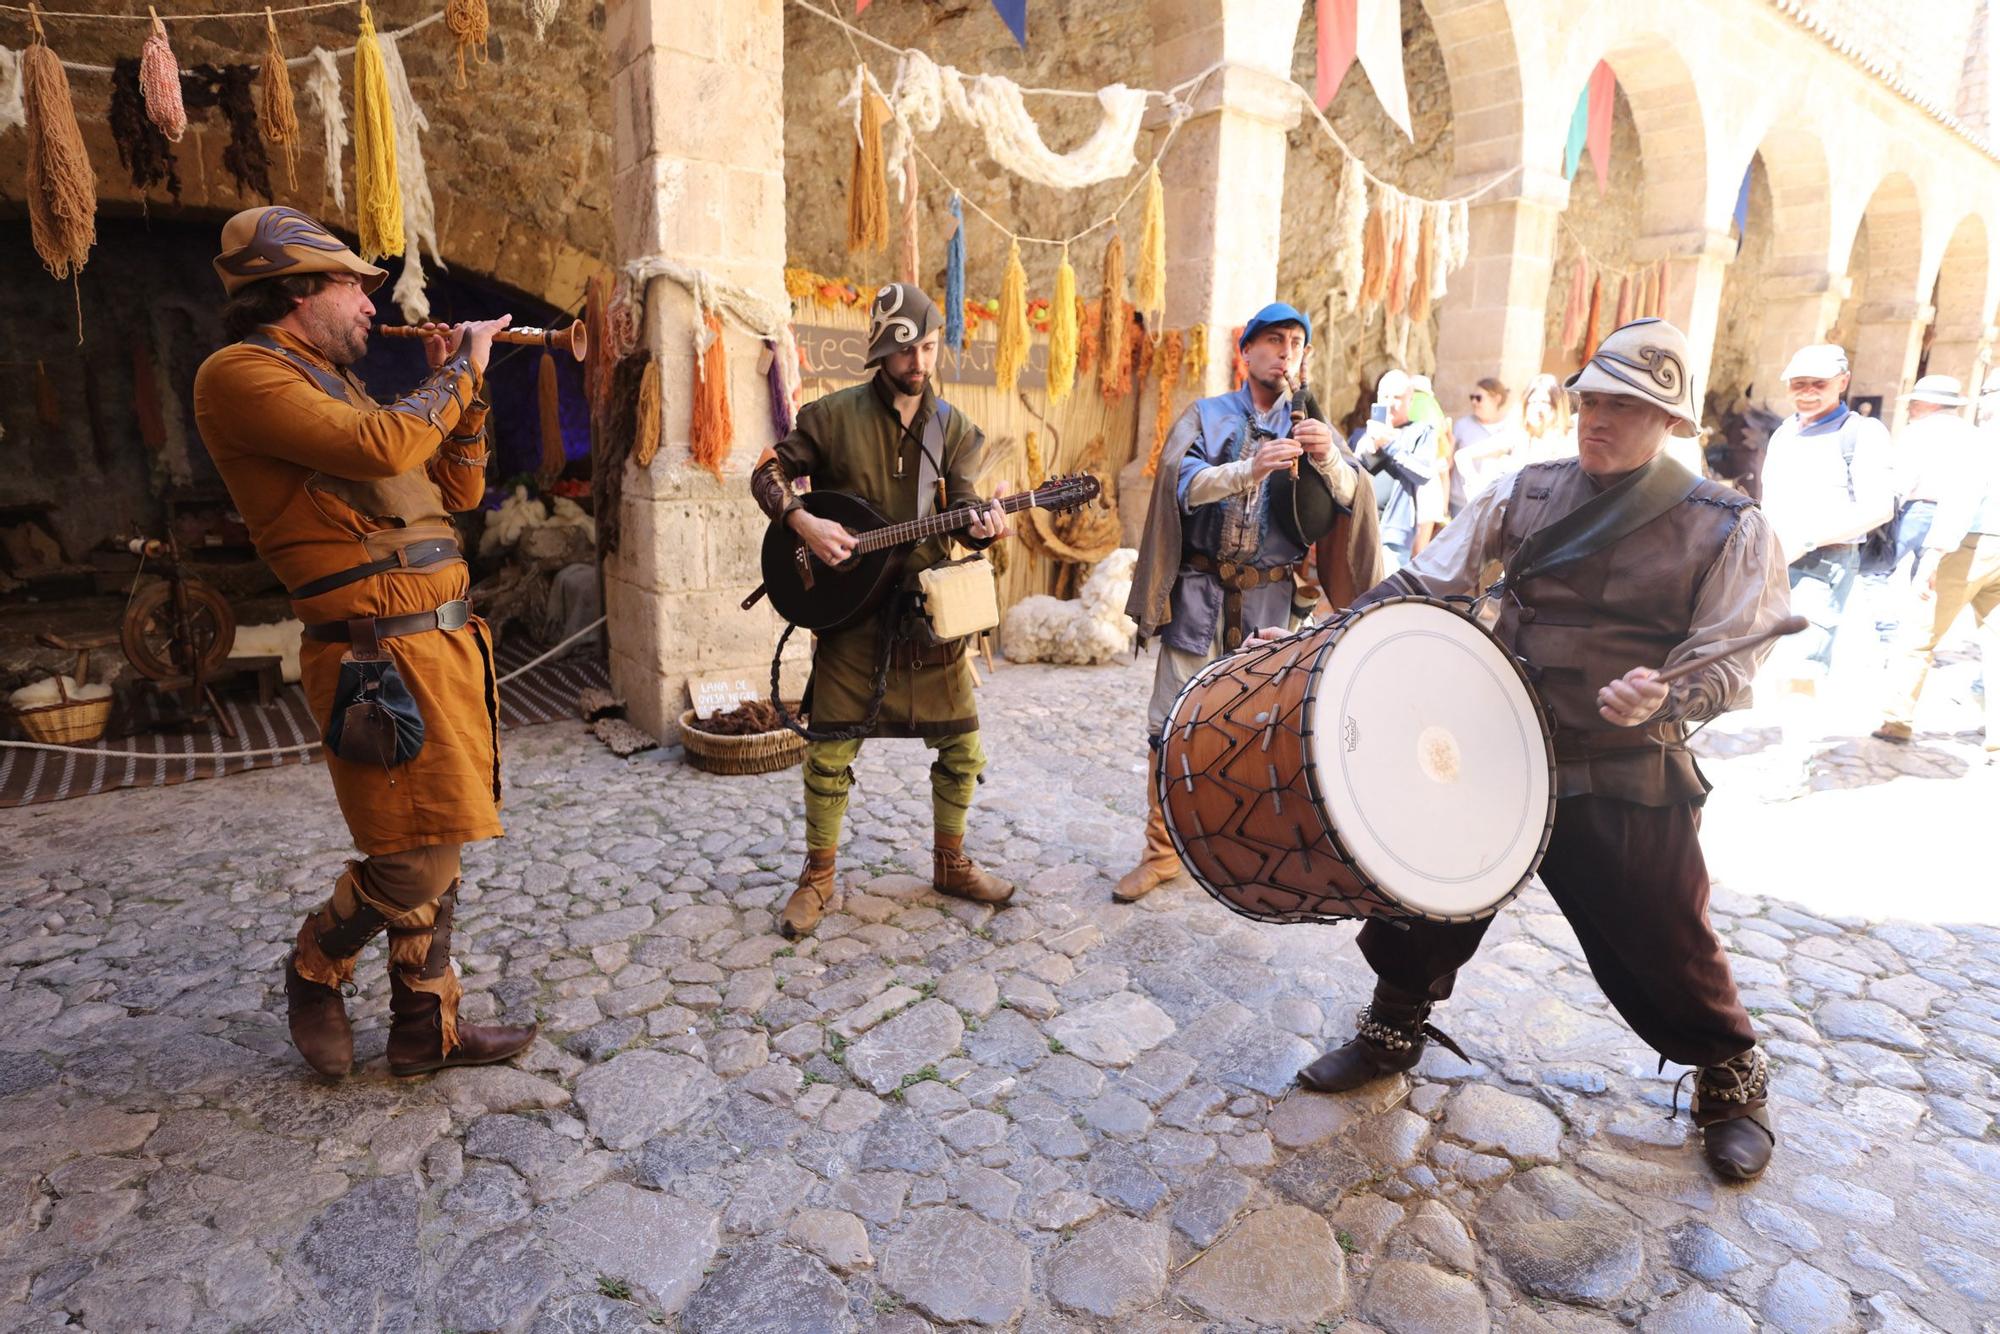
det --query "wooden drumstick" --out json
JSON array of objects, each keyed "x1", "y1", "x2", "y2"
[{"x1": 1650, "y1": 615, "x2": 1810, "y2": 686}]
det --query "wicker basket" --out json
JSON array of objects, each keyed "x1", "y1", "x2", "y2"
[
  {"x1": 678, "y1": 705, "x2": 807, "y2": 776},
  {"x1": 14, "y1": 676, "x2": 114, "y2": 746}
]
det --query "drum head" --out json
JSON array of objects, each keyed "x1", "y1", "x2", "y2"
[{"x1": 1307, "y1": 600, "x2": 1550, "y2": 919}]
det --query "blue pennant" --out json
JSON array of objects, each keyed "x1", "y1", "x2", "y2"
[{"x1": 990, "y1": 0, "x2": 1027, "y2": 47}]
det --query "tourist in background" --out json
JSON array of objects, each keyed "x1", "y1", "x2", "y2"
[
  {"x1": 1518, "y1": 372, "x2": 1576, "y2": 466},
  {"x1": 1451, "y1": 377, "x2": 1518, "y2": 507},
  {"x1": 1352, "y1": 368, "x2": 1443, "y2": 572}
]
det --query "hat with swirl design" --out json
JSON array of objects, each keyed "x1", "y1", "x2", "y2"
[
  {"x1": 1564, "y1": 317, "x2": 1699, "y2": 437},
  {"x1": 213, "y1": 206, "x2": 387, "y2": 298},
  {"x1": 864, "y1": 283, "x2": 943, "y2": 367}
]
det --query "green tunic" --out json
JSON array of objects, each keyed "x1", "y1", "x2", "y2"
[{"x1": 774, "y1": 373, "x2": 993, "y2": 738}]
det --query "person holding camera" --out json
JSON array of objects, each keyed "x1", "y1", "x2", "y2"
[
  {"x1": 1118, "y1": 304, "x2": 1379, "y2": 903},
  {"x1": 1350, "y1": 368, "x2": 1445, "y2": 572}
]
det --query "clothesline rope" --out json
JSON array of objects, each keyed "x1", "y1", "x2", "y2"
[
  {"x1": 44, "y1": 9, "x2": 445, "y2": 74},
  {"x1": 1558, "y1": 215, "x2": 1654, "y2": 279},
  {"x1": 2, "y1": 0, "x2": 354, "y2": 19},
  {"x1": 795, "y1": 0, "x2": 1525, "y2": 210}
]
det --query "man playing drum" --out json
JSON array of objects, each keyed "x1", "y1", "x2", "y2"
[
  {"x1": 1294, "y1": 319, "x2": 1793, "y2": 1181},
  {"x1": 1119, "y1": 304, "x2": 1380, "y2": 902}
]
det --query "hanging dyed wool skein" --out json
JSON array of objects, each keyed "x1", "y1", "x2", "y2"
[
  {"x1": 445, "y1": 0, "x2": 490, "y2": 89},
  {"x1": 1332, "y1": 157, "x2": 1367, "y2": 314},
  {"x1": 1025, "y1": 430, "x2": 1045, "y2": 487},
  {"x1": 109, "y1": 56, "x2": 180, "y2": 199},
  {"x1": 526, "y1": 0, "x2": 561, "y2": 41},
  {"x1": 995, "y1": 238, "x2": 1030, "y2": 395},
  {"x1": 897, "y1": 140, "x2": 920, "y2": 286},
  {"x1": 138, "y1": 9, "x2": 187, "y2": 143},
  {"x1": 1143, "y1": 329, "x2": 1185, "y2": 477},
  {"x1": 1410, "y1": 204, "x2": 1437, "y2": 323},
  {"x1": 259, "y1": 10, "x2": 299, "y2": 191},
  {"x1": 1046, "y1": 245, "x2": 1078, "y2": 405},
  {"x1": 1076, "y1": 298, "x2": 1100, "y2": 380},
  {"x1": 1183, "y1": 322, "x2": 1208, "y2": 385},
  {"x1": 305, "y1": 48, "x2": 347, "y2": 211},
  {"x1": 846, "y1": 73, "x2": 889, "y2": 255},
  {"x1": 689, "y1": 311, "x2": 733, "y2": 477},
  {"x1": 632, "y1": 353, "x2": 662, "y2": 470},
  {"x1": 943, "y1": 192, "x2": 967, "y2": 350},
  {"x1": 1136, "y1": 162, "x2": 1166, "y2": 327},
  {"x1": 1098, "y1": 231, "x2": 1129, "y2": 401},
  {"x1": 351, "y1": 4, "x2": 405, "y2": 261},
  {"x1": 21, "y1": 13, "x2": 96, "y2": 291},
  {"x1": 537, "y1": 350, "x2": 564, "y2": 486}
]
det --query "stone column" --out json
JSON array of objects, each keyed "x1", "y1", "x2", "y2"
[
  {"x1": 1653, "y1": 227, "x2": 1740, "y2": 418},
  {"x1": 602, "y1": 0, "x2": 796, "y2": 740},
  {"x1": 1431, "y1": 170, "x2": 1568, "y2": 408},
  {"x1": 1849, "y1": 299, "x2": 1933, "y2": 425},
  {"x1": 1149, "y1": 0, "x2": 1305, "y2": 396},
  {"x1": 1751, "y1": 272, "x2": 1846, "y2": 409}
]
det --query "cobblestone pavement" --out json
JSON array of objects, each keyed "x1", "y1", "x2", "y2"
[{"x1": 2, "y1": 636, "x2": 1997, "y2": 1333}]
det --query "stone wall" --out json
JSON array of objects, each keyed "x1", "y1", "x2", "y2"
[{"x1": 0, "y1": 0, "x2": 612, "y2": 310}]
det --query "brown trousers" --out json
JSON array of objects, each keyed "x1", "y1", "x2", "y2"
[
  {"x1": 355, "y1": 842, "x2": 463, "y2": 913},
  {"x1": 1358, "y1": 795, "x2": 1755, "y2": 1069}
]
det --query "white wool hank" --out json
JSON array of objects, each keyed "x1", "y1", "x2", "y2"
[
  {"x1": 304, "y1": 47, "x2": 349, "y2": 212},
  {"x1": 882, "y1": 49, "x2": 1149, "y2": 193},
  {"x1": 525, "y1": 0, "x2": 560, "y2": 41},
  {"x1": 378, "y1": 33, "x2": 443, "y2": 324},
  {"x1": 0, "y1": 46, "x2": 24, "y2": 136}
]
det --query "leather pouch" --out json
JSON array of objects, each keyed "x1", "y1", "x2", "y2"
[{"x1": 323, "y1": 655, "x2": 426, "y2": 766}]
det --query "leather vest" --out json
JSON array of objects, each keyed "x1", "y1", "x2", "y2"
[
  {"x1": 241, "y1": 334, "x2": 459, "y2": 564},
  {"x1": 1492, "y1": 461, "x2": 1755, "y2": 805}
]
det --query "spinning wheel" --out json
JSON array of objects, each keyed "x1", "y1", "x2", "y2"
[{"x1": 121, "y1": 578, "x2": 236, "y2": 682}]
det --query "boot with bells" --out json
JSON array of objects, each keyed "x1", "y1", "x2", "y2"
[
  {"x1": 933, "y1": 831, "x2": 1013, "y2": 904},
  {"x1": 1691, "y1": 1047, "x2": 1777, "y2": 1181},
  {"x1": 1297, "y1": 988, "x2": 1467, "y2": 1093},
  {"x1": 781, "y1": 848, "x2": 839, "y2": 939},
  {"x1": 1113, "y1": 782, "x2": 1181, "y2": 903}
]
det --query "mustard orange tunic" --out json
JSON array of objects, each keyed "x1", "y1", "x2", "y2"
[{"x1": 194, "y1": 326, "x2": 502, "y2": 856}]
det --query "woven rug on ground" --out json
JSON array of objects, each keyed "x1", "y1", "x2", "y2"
[{"x1": 0, "y1": 636, "x2": 610, "y2": 809}]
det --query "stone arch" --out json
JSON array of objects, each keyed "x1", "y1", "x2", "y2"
[
  {"x1": 1421, "y1": 0, "x2": 1528, "y2": 181},
  {"x1": 1831, "y1": 172, "x2": 1927, "y2": 405},
  {"x1": 1925, "y1": 212, "x2": 1993, "y2": 389},
  {"x1": 1750, "y1": 123, "x2": 1834, "y2": 280},
  {"x1": 1544, "y1": 20, "x2": 1712, "y2": 238}
]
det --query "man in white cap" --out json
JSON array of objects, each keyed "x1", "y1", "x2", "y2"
[
  {"x1": 1884, "y1": 374, "x2": 1977, "y2": 583},
  {"x1": 1757, "y1": 343, "x2": 1896, "y2": 675},
  {"x1": 1873, "y1": 377, "x2": 2000, "y2": 754},
  {"x1": 1285, "y1": 319, "x2": 1794, "y2": 1181},
  {"x1": 750, "y1": 283, "x2": 1015, "y2": 938}
]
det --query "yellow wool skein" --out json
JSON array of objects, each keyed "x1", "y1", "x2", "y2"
[
  {"x1": 1046, "y1": 246, "x2": 1079, "y2": 405},
  {"x1": 1136, "y1": 162, "x2": 1166, "y2": 326},
  {"x1": 351, "y1": 3, "x2": 404, "y2": 261},
  {"x1": 995, "y1": 239, "x2": 1030, "y2": 396}
]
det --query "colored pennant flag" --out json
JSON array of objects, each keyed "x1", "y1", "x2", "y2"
[
  {"x1": 1354, "y1": 0, "x2": 1412, "y2": 138},
  {"x1": 1563, "y1": 83, "x2": 1588, "y2": 181},
  {"x1": 990, "y1": 0, "x2": 1027, "y2": 48},
  {"x1": 1315, "y1": 0, "x2": 1358, "y2": 110},
  {"x1": 1732, "y1": 163, "x2": 1752, "y2": 252},
  {"x1": 1585, "y1": 60, "x2": 1615, "y2": 193},
  {"x1": 856, "y1": 0, "x2": 870, "y2": 11}
]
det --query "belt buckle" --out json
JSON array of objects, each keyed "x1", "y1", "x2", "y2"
[{"x1": 436, "y1": 599, "x2": 471, "y2": 632}]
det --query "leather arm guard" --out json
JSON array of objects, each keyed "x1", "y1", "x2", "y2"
[{"x1": 752, "y1": 457, "x2": 799, "y2": 524}]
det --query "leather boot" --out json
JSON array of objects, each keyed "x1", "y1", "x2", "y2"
[
  {"x1": 781, "y1": 848, "x2": 839, "y2": 940},
  {"x1": 933, "y1": 832, "x2": 1014, "y2": 904},
  {"x1": 1693, "y1": 1047, "x2": 1777, "y2": 1181},
  {"x1": 285, "y1": 866, "x2": 388, "y2": 1078},
  {"x1": 1113, "y1": 782, "x2": 1181, "y2": 903},
  {"x1": 384, "y1": 887, "x2": 537, "y2": 1077},
  {"x1": 1297, "y1": 988, "x2": 1467, "y2": 1093}
]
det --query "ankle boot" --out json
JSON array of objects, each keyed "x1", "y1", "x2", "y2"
[
  {"x1": 933, "y1": 832, "x2": 1014, "y2": 904},
  {"x1": 384, "y1": 886, "x2": 536, "y2": 1077},
  {"x1": 1692, "y1": 1047, "x2": 1776, "y2": 1181},
  {"x1": 1113, "y1": 782, "x2": 1182, "y2": 903},
  {"x1": 285, "y1": 866, "x2": 388, "y2": 1078},
  {"x1": 781, "y1": 849, "x2": 839, "y2": 940},
  {"x1": 1297, "y1": 989, "x2": 1466, "y2": 1093}
]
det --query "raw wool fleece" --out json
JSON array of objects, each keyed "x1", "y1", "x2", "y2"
[
  {"x1": 1000, "y1": 548, "x2": 1138, "y2": 665},
  {"x1": 0, "y1": 46, "x2": 24, "y2": 136},
  {"x1": 884, "y1": 48, "x2": 1148, "y2": 191},
  {"x1": 480, "y1": 486, "x2": 596, "y2": 556}
]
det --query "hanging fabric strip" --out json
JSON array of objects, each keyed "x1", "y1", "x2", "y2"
[
  {"x1": 1585, "y1": 60, "x2": 1615, "y2": 194},
  {"x1": 1354, "y1": 0, "x2": 1412, "y2": 139},
  {"x1": 943, "y1": 192, "x2": 966, "y2": 350},
  {"x1": 1314, "y1": 0, "x2": 1358, "y2": 110},
  {"x1": 989, "y1": 0, "x2": 1027, "y2": 48}
]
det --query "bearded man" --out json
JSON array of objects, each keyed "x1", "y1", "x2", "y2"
[{"x1": 195, "y1": 206, "x2": 536, "y2": 1078}]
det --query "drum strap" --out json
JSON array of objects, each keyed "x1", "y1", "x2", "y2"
[{"x1": 1499, "y1": 452, "x2": 1702, "y2": 591}]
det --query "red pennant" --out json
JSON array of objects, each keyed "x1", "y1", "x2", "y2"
[
  {"x1": 856, "y1": 0, "x2": 871, "y2": 11},
  {"x1": 1585, "y1": 60, "x2": 1616, "y2": 194},
  {"x1": 1315, "y1": 0, "x2": 1358, "y2": 109}
]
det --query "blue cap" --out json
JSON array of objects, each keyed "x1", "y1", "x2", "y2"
[{"x1": 1239, "y1": 302, "x2": 1312, "y2": 350}]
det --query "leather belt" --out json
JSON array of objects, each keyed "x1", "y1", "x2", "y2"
[
  {"x1": 302, "y1": 599, "x2": 471, "y2": 647},
  {"x1": 1185, "y1": 552, "x2": 1298, "y2": 649},
  {"x1": 288, "y1": 538, "x2": 462, "y2": 601}
]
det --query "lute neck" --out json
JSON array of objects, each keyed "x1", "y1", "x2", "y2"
[{"x1": 854, "y1": 491, "x2": 1042, "y2": 555}]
